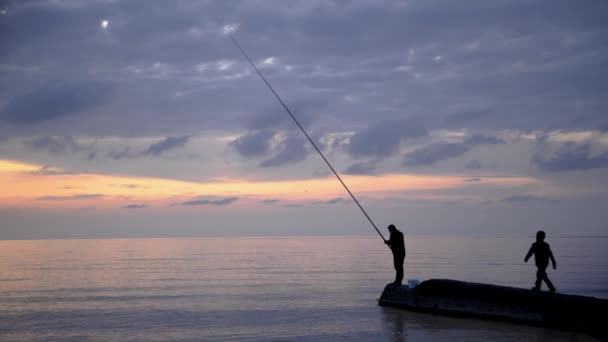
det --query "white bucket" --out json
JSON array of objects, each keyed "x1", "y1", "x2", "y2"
[{"x1": 408, "y1": 279, "x2": 420, "y2": 288}]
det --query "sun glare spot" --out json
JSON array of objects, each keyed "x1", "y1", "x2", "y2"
[
  {"x1": 217, "y1": 60, "x2": 234, "y2": 71},
  {"x1": 222, "y1": 24, "x2": 239, "y2": 35},
  {"x1": 101, "y1": 19, "x2": 109, "y2": 29},
  {"x1": 263, "y1": 57, "x2": 277, "y2": 65}
]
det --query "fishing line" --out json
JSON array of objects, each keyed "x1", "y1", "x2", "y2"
[{"x1": 229, "y1": 34, "x2": 386, "y2": 242}]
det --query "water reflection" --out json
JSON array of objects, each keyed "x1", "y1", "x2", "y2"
[
  {"x1": 0, "y1": 236, "x2": 605, "y2": 341},
  {"x1": 380, "y1": 305, "x2": 600, "y2": 342}
]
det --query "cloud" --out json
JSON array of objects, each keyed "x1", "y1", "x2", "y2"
[
  {"x1": 403, "y1": 134, "x2": 504, "y2": 166},
  {"x1": 323, "y1": 197, "x2": 351, "y2": 205},
  {"x1": 463, "y1": 177, "x2": 481, "y2": 182},
  {"x1": 308, "y1": 197, "x2": 352, "y2": 206},
  {"x1": 28, "y1": 136, "x2": 89, "y2": 155},
  {"x1": 1, "y1": 80, "x2": 114, "y2": 124},
  {"x1": 260, "y1": 134, "x2": 309, "y2": 167},
  {"x1": 346, "y1": 118, "x2": 426, "y2": 159},
  {"x1": 248, "y1": 103, "x2": 315, "y2": 131},
  {"x1": 231, "y1": 130, "x2": 276, "y2": 158},
  {"x1": 106, "y1": 147, "x2": 134, "y2": 160},
  {"x1": 1, "y1": 0, "x2": 606, "y2": 141},
  {"x1": 144, "y1": 135, "x2": 191, "y2": 156},
  {"x1": 444, "y1": 110, "x2": 489, "y2": 125},
  {"x1": 122, "y1": 204, "x2": 148, "y2": 209},
  {"x1": 181, "y1": 196, "x2": 239, "y2": 206},
  {"x1": 1, "y1": 0, "x2": 608, "y2": 239},
  {"x1": 343, "y1": 160, "x2": 378, "y2": 175},
  {"x1": 501, "y1": 195, "x2": 556, "y2": 203},
  {"x1": 230, "y1": 101, "x2": 319, "y2": 164},
  {"x1": 532, "y1": 143, "x2": 608, "y2": 172},
  {"x1": 109, "y1": 184, "x2": 148, "y2": 189},
  {"x1": 29, "y1": 166, "x2": 78, "y2": 176},
  {"x1": 465, "y1": 160, "x2": 483, "y2": 170},
  {"x1": 262, "y1": 199, "x2": 279, "y2": 204},
  {"x1": 404, "y1": 142, "x2": 469, "y2": 166},
  {"x1": 36, "y1": 194, "x2": 105, "y2": 201},
  {"x1": 464, "y1": 134, "x2": 504, "y2": 145}
]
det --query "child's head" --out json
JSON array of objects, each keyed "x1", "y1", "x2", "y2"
[{"x1": 536, "y1": 230, "x2": 546, "y2": 241}]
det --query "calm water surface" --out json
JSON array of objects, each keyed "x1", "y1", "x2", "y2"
[{"x1": 0, "y1": 236, "x2": 606, "y2": 341}]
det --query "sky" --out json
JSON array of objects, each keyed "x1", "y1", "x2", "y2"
[{"x1": 1, "y1": 0, "x2": 607, "y2": 239}]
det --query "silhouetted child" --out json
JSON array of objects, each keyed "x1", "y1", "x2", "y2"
[
  {"x1": 384, "y1": 225, "x2": 405, "y2": 286},
  {"x1": 525, "y1": 230, "x2": 557, "y2": 293}
]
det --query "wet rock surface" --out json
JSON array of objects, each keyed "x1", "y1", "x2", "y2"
[{"x1": 379, "y1": 279, "x2": 608, "y2": 340}]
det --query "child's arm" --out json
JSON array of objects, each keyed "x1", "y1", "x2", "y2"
[
  {"x1": 524, "y1": 244, "x2": 534, "y2": 262},
  {"x1": 549, "y1": 246, "x2": 556, "y2": 269}
]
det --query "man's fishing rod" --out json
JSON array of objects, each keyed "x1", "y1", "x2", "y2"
[{"x1": 229, "y1": 34, "x2": 386, "y2": 242}]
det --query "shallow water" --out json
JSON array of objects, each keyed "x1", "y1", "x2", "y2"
[{"x1": 0, "y1": 236, "x2": 606, "y2": 341}]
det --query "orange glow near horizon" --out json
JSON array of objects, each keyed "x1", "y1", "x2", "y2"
[{"x1": 0, "y1": 159, "x2": 541, "y2": 209}]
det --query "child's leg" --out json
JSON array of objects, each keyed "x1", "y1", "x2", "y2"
[
  {"x1": 542, "y1": 271, "x2": 556, "y2": 292},
  {"x1": 535, "y1": 268, "x2": 543, "y2": 289}
]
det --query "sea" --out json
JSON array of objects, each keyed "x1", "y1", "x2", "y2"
[{"x1": 0, "y1": 236, "x2": 606, "y2": 341}]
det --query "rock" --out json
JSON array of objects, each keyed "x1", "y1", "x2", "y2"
[{"x1": 378, "y1": 279, "x2": 608, "y2": 340}]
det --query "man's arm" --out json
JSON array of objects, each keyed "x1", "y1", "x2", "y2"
[
  {"x1": 385, "y1": 235, "x2": 394, "y2": 249},
  {"x1": 524, "y1": 244, "x2": 534, "y2": 262}
]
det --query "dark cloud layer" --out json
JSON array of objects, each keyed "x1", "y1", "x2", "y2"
[
  {"x1": 28, "y1": 136, "x2": 89, "y2": 155},
  {"x1": 260, "y1": 134, "x2": 309, "y2": 168},
  {"x1": 403, "y1": 134, "x2": 504, "y2": 166},
  {"x1": 0, "y1": 0, "x2": 607, "y2": 238},
  {"x1": 444, "y1": 110, "x2": 489, "y2": 126},
  {"x1": 102, "y1": 136, "x2": 191, "y2": 160},
  {"x1": 501, "y1": 194, "x2": 555, "y2": 203},
  {"x1": 343, "y1": 160, "x2": 379, "y2": 175},
  {"x1": 1, "y1": 0, "x2": 607, "y2": 139},
  {"x1": 122, "y1": 204, "x2": 148, "y2": 209},
  {"x1": 29, "y1": 166, "x2": 78, "y2": 176},
  {"x1": 533, "y1": 143, "x2": 608, "y2": 172},
  {"x1": 181, "y1": 196, "x2": 239, "y2": 206},
  {"x1": 346, "y1": 118, "x2": 426, "y2": 159},
  {"x1": 109, "y1": 184, "x2": 148, "y2": 189},
  {"x1": 231, "y1": 130, "x2": 275, "y2": 158},
  {"x1": 465, "y1": 160, "x2": 483, "y2": 170},
  {"x1": 36, "y1": 194, "x2": 105, "y2": 201},
  {"x1": 231, "y1": 129, "x2": 311, "y2": 168},
  {"x1": 323, "y1": 197, "x2": 351, "y2": 205},
  {"x1": 1, "y1": 81, "x2": 114, "y2": 124},
  {"x1": 144, "y1": 135, "x2": 191, "y2": 156}
]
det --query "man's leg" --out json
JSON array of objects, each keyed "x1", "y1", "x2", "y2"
[
  {"x1": 393, "y1": 255, "x2": 403, "y2": 285},
  {"x1": 395, "y1": 265, "x2": 403, "y2": 286},
  {"x1": 394, "y1": 255, "x2": 404, "y2": 286}
]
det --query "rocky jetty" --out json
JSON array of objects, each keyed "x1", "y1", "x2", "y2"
[{"x1": 378, "y1": 279, "x2": 607, "y2": 339}]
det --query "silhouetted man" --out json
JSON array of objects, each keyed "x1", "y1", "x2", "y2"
[
  {"x1": 525, "y1": 230, "x2": 557, "y2": 293},
  {"x1": 385, "y1": 224, "x2": 405, "y2": 286}
]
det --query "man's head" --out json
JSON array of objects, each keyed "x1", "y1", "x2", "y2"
[
  {"x1": 388, "y1": 224, "x2": 397, "y2": 233},
  {"x1": 536, "y1": 230, "x2": 546, "y2": 241}
]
